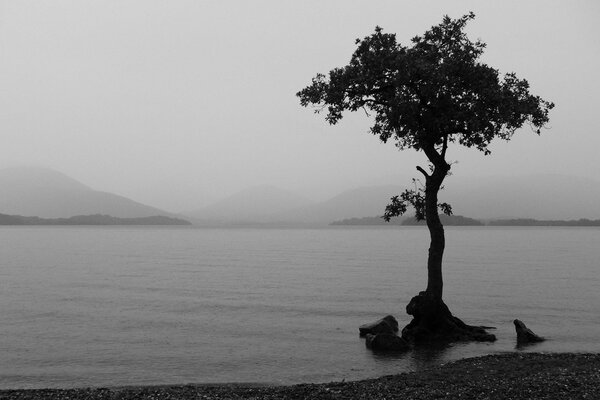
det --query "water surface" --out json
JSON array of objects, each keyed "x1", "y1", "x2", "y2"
[{"x1": 1, "y1": 226, "x2": 598, "y2": 388}]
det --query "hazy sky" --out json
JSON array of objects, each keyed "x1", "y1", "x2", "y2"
[{"x1": 1, "y1": 1, "x2": 599, "y2": 212}]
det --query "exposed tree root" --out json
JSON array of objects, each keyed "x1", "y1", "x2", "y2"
[{"x1": 401, "y1": 291, "x2": 496, "y2": 343}]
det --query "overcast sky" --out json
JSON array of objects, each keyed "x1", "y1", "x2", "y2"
[{"x1": 1, "y1": 1, "x2": 599, "y2": 212}]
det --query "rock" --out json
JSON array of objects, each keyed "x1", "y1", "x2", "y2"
[
  {"x1": 365, "y1": 333, "x2": 410, "y2": 352},
  {"x1": 514, "y1": 319, "x2": 545, "y2": 344},
  {"x1": 359, "y1": 315, "x2": 399, "y2": 337}
]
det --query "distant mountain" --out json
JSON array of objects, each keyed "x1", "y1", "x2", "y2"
[
  {"x1": 321, "y1": 174, "x2": 600, "y2": 223},
  {"x1": 0, "y1": 167, "x2": 176, "y2": 218},
  {"x1": 185, "y1": 185, "x2": 315, "y2": 224},
  {"x1": 185, "y1": 174, "x2": 600, "y2": 226},
  {"x1": 185, "y1": 185, "x2": 402, "y2": 226},
  {"x1": 0, "y1": 213, "x2": 191, "y2": 225},
  {"x1": 441, "y1": 174, "x2": 600, "y2": 220},
  {"x1": 282, "y1": 185, "x2": 402, "y2": 224}
]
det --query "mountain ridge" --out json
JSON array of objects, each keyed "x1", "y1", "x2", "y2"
[
  {"x1": 184, "y1": 185, "x2": 314, "y2": 224},
  {"x1": 188, "y1": 174, "x2": 600, "y2": 225},
  {"x1": 3, "y1": 167, "x2": 600, "y2": 225},
  {"x1": 0, "y1": 167, "x2": 178, "y2": 218}
]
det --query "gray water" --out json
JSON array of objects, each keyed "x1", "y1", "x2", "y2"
[{"x1": 0, "y1": 226, "x2": 598, "y2": 389}]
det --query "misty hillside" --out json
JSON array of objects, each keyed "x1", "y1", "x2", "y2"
[
  {"x1": 188, "y1": 174, "x2": 600, "y2": 225},
  {"x1": 186, "y1": 185, "x2": 403, "y2": 225},
  {"x1": 307, "y1": 175, "x2": 600, "y2": 223},
  {"x1": 9, "y1": 167, "x2": 597, "y2": 224},
  {"x1": 0, "y1": 167, "x2": 175, "y2": 218},
  {"x1": 441, "y1": 174, "x2": 600, "y2": 220},
  {"x1": 185, "y1": 185, "x2": 315, "y2": 223},
  {"x1": 281, "y1": 186, "x2": 403, "y2": 224}
]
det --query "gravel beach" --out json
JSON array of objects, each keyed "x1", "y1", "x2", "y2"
[{"x1": 2, "y1": 353, "x2": 599, "y2": 400}]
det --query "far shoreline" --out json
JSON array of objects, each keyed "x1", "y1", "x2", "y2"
[{"x1": 331, "y1": 215, "x2": 600, "y2": 227}]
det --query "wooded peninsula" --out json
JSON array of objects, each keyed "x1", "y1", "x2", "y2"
[
  {"x1": 331, "y1": 216, "x2": 600, "y2": 226},
  {"x1": 0, "y1": 213, "x2": 191, "y2": 226}
]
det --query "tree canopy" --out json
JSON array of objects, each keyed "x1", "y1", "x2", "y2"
[{"x1": 297, "y1": 12, "x2": 554, "y2": 159}]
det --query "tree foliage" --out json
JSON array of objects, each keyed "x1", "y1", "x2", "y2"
[
  {"x1": 297, "y1": 12, "x2": 553, "y2": 222},
  {"x1": 382, "y1": 179, "x2": 452, "y2": 222},
  {"x1": 298, "y1": 12, "x2": 553, "y2": 156}
]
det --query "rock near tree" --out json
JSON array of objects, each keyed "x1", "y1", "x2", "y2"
[
  {"x1": 358, "y1": 315, "x2": 399, "y2": 337},
  {"x1": 514, "y1": 319, "x2": 545, "y2": 344},
  {"x1": 365, "y1": 333, "x2": 410, "y2": 352}
]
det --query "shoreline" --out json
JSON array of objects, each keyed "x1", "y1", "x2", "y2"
[{"x1": 2, "y1": 352, "x2": 599, "y2": 399}]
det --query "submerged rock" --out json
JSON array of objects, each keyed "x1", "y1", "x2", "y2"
[
  {"x1": 359, "y1": 315, "x2": 399, "y2": 337},
  {"x1": 365, "y1": 333, "x2": 410, "y2": 352},
  {"x1": 514, "y1": 319, "x2": 545, "y2": 344}
]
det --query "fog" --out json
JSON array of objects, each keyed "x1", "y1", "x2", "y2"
[{"x1": 1, "y1": 1, "x2": 599, "y2": 212}]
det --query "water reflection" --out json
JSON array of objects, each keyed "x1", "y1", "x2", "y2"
[
  {"x1": 516, "y1": 340, "x2": 547, "y2": 350},
  {"x1": 368, "y1": 341, "x2": 453, "y2": 371},
  {"x1": 410, "y1": 343, "x2": 453, "y2": 368}
]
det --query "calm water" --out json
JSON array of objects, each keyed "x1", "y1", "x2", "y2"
[{"x1": 0, "y1": 226, "x2": 598, "y2": 389}]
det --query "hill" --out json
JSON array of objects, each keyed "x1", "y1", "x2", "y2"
[
  {"x1": 441, "y1": 174, "x2": 600, "y2": 220},
  {"x1": 0, "y1": 167, "x2": 177, "y2": 218},
  {"x1": 319, "y1": 175, "x2": 600, "y2": 224},
  {"x1": 187, "y1": 174, "x2": 600, "y2": 226},
  {"x1": 278, "y1": 185, "x2": 403, "y2": 225},
  {"x1": 184, "y1": 185, "x2": 314, "y2": 224},
  {"x1": 188, "y1": 185, "x2": 403, "y2": 226}
]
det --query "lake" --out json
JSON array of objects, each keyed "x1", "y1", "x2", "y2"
[{"x1": 0, "y1": 226, "x2": 598, "y2": 389}]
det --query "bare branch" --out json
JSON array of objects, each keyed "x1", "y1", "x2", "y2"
[
  {"x1": 441, "y1": 134, "x2": 449, "y2": 159},
  {"x1": 416, "y1": 165, "x2": 430, "y2": 178},
  {"x1": 422, "y1": 144, "x2": 450, "y2": 173}
]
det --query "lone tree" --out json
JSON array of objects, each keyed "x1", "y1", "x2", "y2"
[{"x1": 297, "y1": 13, "x2": 553, "y2": 343}]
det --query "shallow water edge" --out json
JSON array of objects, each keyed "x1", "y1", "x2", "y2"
[{"x1": 1, "y1": 353, "x2": 598, "y2": 399}]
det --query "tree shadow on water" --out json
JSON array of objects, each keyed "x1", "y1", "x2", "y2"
[
  {"x1": 368, "y1": 342, "x2": 452, "y2": 370},
  {"x1": 409, "y1": 343, "x2": 453, "y2": 369}
]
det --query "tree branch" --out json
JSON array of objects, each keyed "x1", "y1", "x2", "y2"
[
  {"x1": 416, "y1": 165, "x2": 430, "y2": 178},
  {"x1": 441, "y1": 134, "x2": 448, "y2": 159},
  {"x1": 364, "y1": 98, "x2": 389, "y2": 108},
  {"x1": 422, "y1": 144, "x2": 445, "y2": 167}
]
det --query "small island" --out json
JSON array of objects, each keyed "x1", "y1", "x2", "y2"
[{"x1": 0, "y1": 213, "x2": 192, "y2": 226}]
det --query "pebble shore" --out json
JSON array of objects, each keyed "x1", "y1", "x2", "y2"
[{"x1": 2, "y1": 353, "x2": 599, "y2": 400}]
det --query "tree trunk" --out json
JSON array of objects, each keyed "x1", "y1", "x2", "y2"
[
  {"x1": 401, "y1": 155, "x2": 496, "y2": 343},
  {"x1": 424, "y1": 164, "x2": 447, "y2": 300}
]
